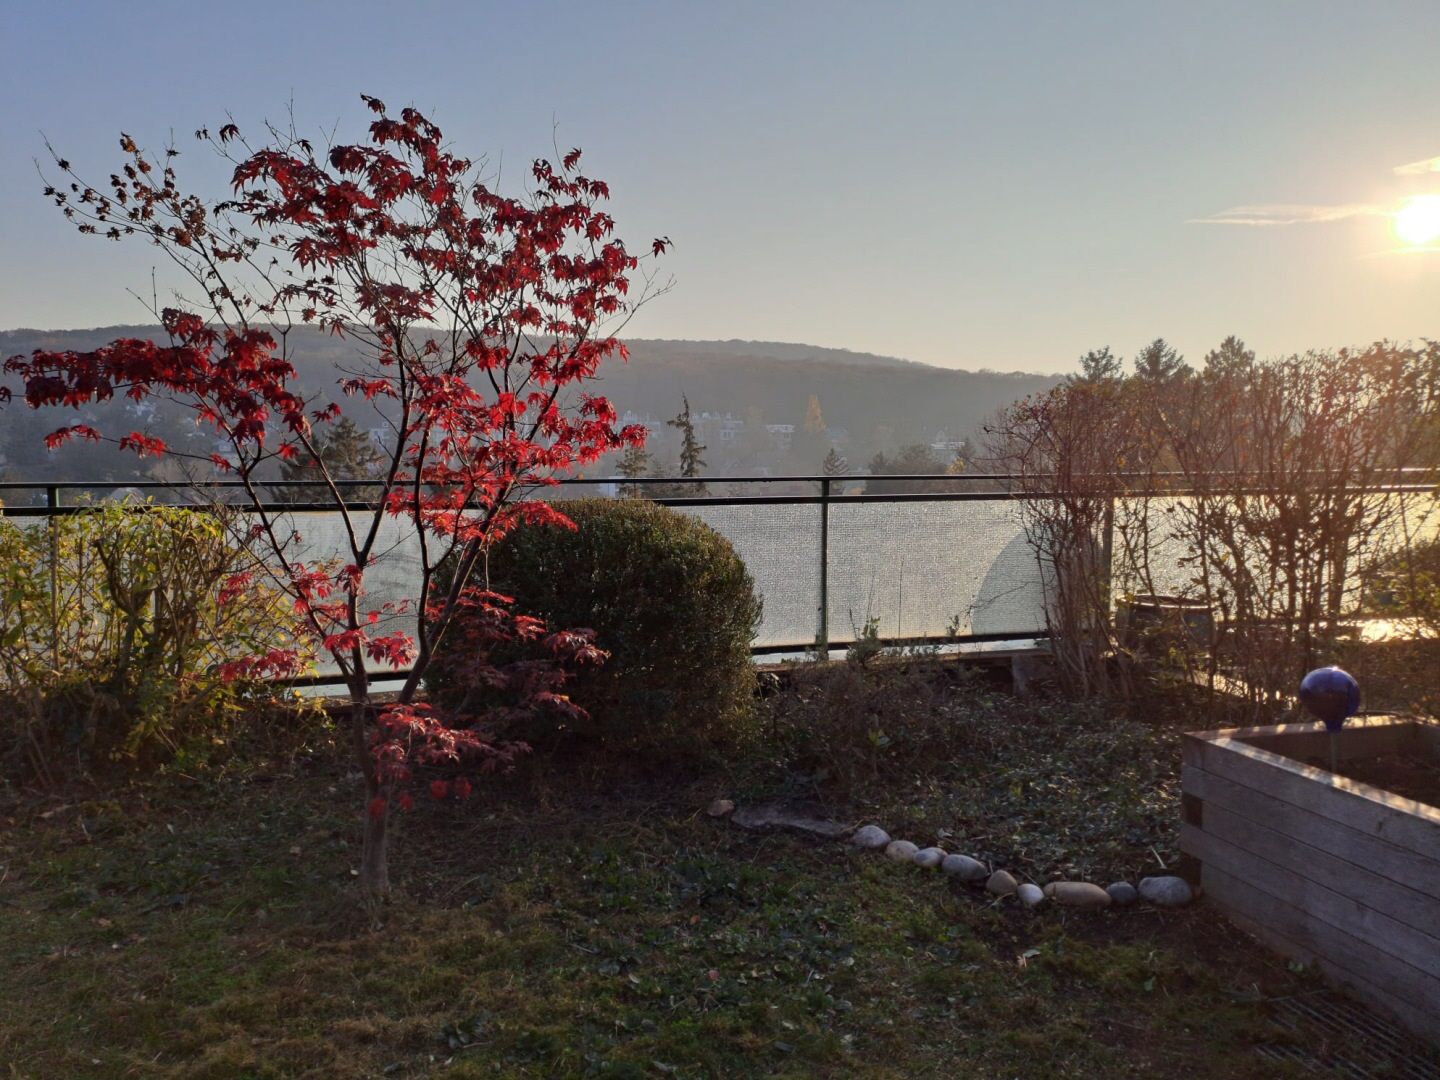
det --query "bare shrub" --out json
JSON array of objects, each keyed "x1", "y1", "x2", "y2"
[
  {"x1": 987, "y1": 376, "x2": 1155, "y2": 696},
  {"x1": 1154, "y1": 344, "x2": 1440, "y2": 712},
  {"x1": 0, "y1": 501, "x2": 304, "y2": 781},
  {"x1": 988, "y1": 341, "x2": 1440, "y2": 709},
  {"x1": 767, "y1": 658, "x2": 964, "y2": 795}
]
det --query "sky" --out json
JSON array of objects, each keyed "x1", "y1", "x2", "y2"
[{"x1": 2, "y1": 0, "x2": 1438, "y2": 374}]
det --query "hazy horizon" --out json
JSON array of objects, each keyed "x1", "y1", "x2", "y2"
[
  {"x1": 0, "y1": 324, "x2": 1040, "y2": 375},
  {"x1": 4, "y1": 1, "x2": 1438, "y2": 373}
]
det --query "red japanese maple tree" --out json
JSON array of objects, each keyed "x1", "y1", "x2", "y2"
[{"x1": 2, "y1": 97, "x2": 669, "y2": 895}]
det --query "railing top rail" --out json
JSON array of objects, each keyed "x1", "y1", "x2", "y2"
[
  {"x1": 0, "y1": 473, "x2": 1014, "y2": 490},
  {"x1": 2, "y1": 466, "x2": 1437, "y2": 492}
]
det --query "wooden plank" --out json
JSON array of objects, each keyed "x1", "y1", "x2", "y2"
[
  {"x1": 1240, "y1": 722, "x2": 1413, "y2": 762},
  {"x1": 1204, "y1": 865, "x2": 1440, "y2": 1045},
  {"x1": 1182, "y1": 826, "x2": 1440, "y2": 986},
  {"x1": 1185, "y1": 735, "x2": 1440, "y2": 857},
  {"x1": 1186, "y1": 715, "x2": 1421, "y2": 749},
  {"x1": 1182, "y1": 716, "x2": 1440, "y2": 769},
  {"x1": 1182, "y1": 733, "x2": 1203, "y2": 770},
  {"x1": 1204, "y1": 715, "x2": 1435, "y2": 741},
  {"x1": 1183, "y1": 764, "x2": 1440, "y2": 904},
  {"x1": 1199, "y1": 799, "x2": 1440, "y2": 943}
]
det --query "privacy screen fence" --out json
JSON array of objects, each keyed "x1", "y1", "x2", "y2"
[{"x1": 3, "y1": 472, "x2": 1437, "y2": 686}]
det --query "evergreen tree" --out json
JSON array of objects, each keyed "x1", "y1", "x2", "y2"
[
  {"x1": 274, "y1": 416, "x2": 385, "y2": 503},
  {"x1": 616, "y1": 443, "x2": 652, "y2": 497},
  {"x1": 1074, "y1": 346, "x2": 1123, "y2": 383},
  {"x1": 1203, "y1": 334, "x2": 1256, "y2": 378},
  {"x1": 667, "y1": 395, "x2": 707, "y2": 495},
  {"x1": 1133, "y1": 338, "x2": 1191, "y2": 383},
  {"x1": 822, "y1": 447, "x2": 847, "y2": 476}
]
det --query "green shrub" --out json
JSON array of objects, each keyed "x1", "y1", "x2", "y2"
[
  {"x1": 0, "y1": 501, "x2": 308, "y2": 780},
  {"x1": 428, "y1": 498, "x2": 762, "y2": 751}
]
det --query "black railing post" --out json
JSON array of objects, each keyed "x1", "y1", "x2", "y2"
[
  {"x1": 46, "y1": 485, "x2": 60, "y2": 672},
  {"x1": 818, "y1": 476, "x2": 830, "y2": 657},
  {"x1": 1101, "y1": 493, "x2": 1115, "y2": 615}
]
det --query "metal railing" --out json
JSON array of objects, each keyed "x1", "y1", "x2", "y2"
[
  {"x1": 0, "y1": 474, "x2": 1045, "y2": 679},
  {"x1": 3, "y1": 469, "x2": 1435, "y2": 686}
]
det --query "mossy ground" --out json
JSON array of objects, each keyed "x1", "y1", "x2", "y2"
[{"x1": 0, "y1": 720, "x2": 1322, "y2": 1079}]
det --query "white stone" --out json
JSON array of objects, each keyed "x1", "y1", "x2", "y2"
[
  {"x1": 912, "y1": 846, "x2": 946, "y2": 869},
  {"x1": 884, "y1": 840, "x2": 919, "y2": 862},
  {"x1": 940, "y1": 854, "x2": 989, "y2": 882},
  {"x1": 850, "y1": 825, "x2": 891, "y2": 850},
  {"x1": 1017, "y1": 883, "x2": 1045, "y2": 908},
  {"x1": 1138, "y1": 875, "x2": 1193, "y2": 906},
  {"x1": 707, "y1": 798, "x2": 735, "y2": 818}
]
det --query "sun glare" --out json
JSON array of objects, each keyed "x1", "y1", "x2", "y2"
[{"x1": 1394, "y1": 194, "x2": 1440, "y2": 246}]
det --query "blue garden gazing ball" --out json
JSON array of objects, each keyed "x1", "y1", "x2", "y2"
[{"x1": 1298, "y1": 666, "x2": 1360, "y2": 732}]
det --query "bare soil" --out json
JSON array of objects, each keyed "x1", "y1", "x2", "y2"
[{"x1": 1330, "y1": 751, "x2": 1440, "y2": 808}]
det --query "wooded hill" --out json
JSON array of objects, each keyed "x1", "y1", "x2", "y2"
[{"x1": 0, "y1": 326, "x2": 1060, "y2": 486}]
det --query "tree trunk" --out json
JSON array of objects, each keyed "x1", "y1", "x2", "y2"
[
  {"x1": 351, "y1": 690, "x2": 390, "y2": 899},
  {"x1": 360, "y1": 796, "x2": 390, "y2": 898}
]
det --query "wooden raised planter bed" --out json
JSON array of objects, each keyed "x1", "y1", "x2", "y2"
[{"x1": 1180, "y1": 716, "x2": 1440, "y2": 1044}]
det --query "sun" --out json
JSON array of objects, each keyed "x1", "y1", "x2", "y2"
[{"x1": 1394, "y1": 194, "x2": 1440, "y2": 246}]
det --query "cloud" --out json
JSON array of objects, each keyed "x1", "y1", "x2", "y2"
[
  {"x1": 1188, "y1": 203, "x2": 1383, "y2": 227},
  {"x1": 1191, "y1": 156, "x2": 1440, "y2": 232},
  {"x1": 1394, "y1": 156, "x2": 1440, "y2": 176},
  {"x1": 1363, "y1": 245, "x2": 1440, "y2": 258}
]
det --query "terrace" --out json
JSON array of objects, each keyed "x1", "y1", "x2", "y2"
[{"x1": 3, "y1": 465, "x2": 1439, "y2": 1076}]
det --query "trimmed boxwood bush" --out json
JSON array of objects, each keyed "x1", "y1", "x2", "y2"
[{"x1": 428, "y1": 498, "x2": 762, "y2": 751}]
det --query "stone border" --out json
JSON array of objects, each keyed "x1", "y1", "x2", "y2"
[{"x1": 713, "y1": 800, "x2": 1193, "y2": 912}]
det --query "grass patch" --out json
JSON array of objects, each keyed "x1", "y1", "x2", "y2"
[{"x1": 2, "y1": 719, "x2": 1314, "y2": 1079}]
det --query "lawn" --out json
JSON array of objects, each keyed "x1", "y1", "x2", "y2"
[{"x1": 0, "y1": 678, "x2": 1334, "y2": 1079}]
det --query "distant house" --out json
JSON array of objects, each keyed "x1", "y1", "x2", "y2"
[
  {"x1": 698, "y1": 411, "x2": 746, "y2": 446},
  {"x1": 928, "y1": 429, "x2": 970, "y2": 456},
  {"x1": 765, "y1": 423, "x2": 795, "y2": 453},
  {"x1": 620, "y1": 410, "x2": 666, "y2": 440}
]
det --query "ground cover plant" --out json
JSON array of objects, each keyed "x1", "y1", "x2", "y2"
[
  {"x1": 0, "y1": 668, "x2": 1353, "y2": 1080},
  {"x1": 761, "y1": 657, "x2": 1185, "y2": 884}
]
